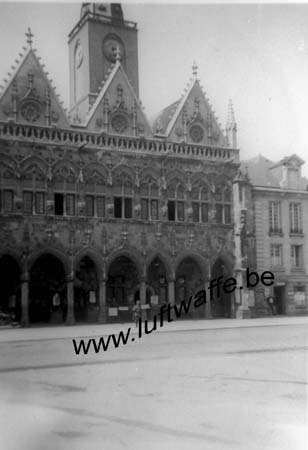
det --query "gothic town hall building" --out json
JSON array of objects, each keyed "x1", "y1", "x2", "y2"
[{"x1": 0, "y1": 4, "x2": 242, "y2": 326}]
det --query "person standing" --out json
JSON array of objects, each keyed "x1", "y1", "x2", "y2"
[
  {"x1": 132, "y1": 300, "x2": 141, "y2": 327},
  {"x1": 268, "y1": 296, "x2": 275, "y2": 315}
]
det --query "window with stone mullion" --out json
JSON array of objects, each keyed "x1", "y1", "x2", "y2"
[
  {"x1": 215, "y1": 185, "x2": 232, "y2": 224},
  {"x1": 113, "y1": 175, "x2": 133, "y2": 219},
  {"x1": 140, "y1": 181, "x2": 159, "y2": 221},
  {"x1": 168, "y1": 181, "x2": 185, "y2": 222},
  {"x1": 192, "y1": 184, "x2": 209, "y2": 223}
]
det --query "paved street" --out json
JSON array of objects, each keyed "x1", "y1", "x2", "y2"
[{"x1": 0, "y1": 317, "x2": 307, "y2": 450}]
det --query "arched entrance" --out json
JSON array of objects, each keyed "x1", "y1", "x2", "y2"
[
  {"x1": 0, "y1": 255, "x2": 21, "y2": 321},
  {"x1": 74, "y1": 256, "x2": 99, "y2": 322},
  {"x1": 107, "y1": 256, "x2": 139, "y2": 321},
  {"x1": 175, "y1": 257, "x2": 205, "y2": 319},
  {"x1": 29, "y1": 254, "x2": 66, "y2": 323},
  {"x1": 147, "y1": 257, "x2": 168, "y2": 305},
  {"x1": 211, "y1": 257, "x2": 233, "y2": 318}
]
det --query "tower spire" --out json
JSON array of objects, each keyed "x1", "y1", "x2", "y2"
[
  {"x1": 226, "y1": 99, "x2": 237, "y2": 148},
  {"x1": 25, "y1": 27, "x2": 33, "y2": 47},
  {"x1": 192, "y1": 60, "x2": 198, "y2": 78}
]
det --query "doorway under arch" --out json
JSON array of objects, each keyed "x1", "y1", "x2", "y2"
[
  {"x1": 147, "y1": 257, "x2": 168, "y2": 305},
  {"x1": 74, "y1": 255, "x2": 99, "y2": 323},
  {"x1": 29, "y1": 253, "x2": 66, "y2": 323},
  {"x1": 175, "y1": 257, "x2": 205, "y2": 319},
  {"x1": 0, "y1": 254, "x2": 21, "y2": 321},
  {"x1": 107, "y1": 255, "x2": 139, "y2": 321}
]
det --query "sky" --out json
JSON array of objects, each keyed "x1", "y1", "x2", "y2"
[{"x1": 0, "y1": 2, "x2": 308, "y2": 173}]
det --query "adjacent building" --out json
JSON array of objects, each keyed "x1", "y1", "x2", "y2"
[{"x1": 239, "y1": 154, "x2": 308, "y2": 317}]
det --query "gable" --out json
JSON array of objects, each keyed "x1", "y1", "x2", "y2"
[
  {"x1": 169, "y1": 80, "x2": 227, "y2": 146},
  {"x1": 86, "y1": 62, "x2": 152, "y2": 138},
  {"x1": 154, "y1": 79, "x2": 227, "y2": 147},
  {"x1": 0, "y1": 49, "x2": 69, "y2": 128}
]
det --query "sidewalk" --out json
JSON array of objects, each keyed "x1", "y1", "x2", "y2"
[{"x1": 0, "y1": 315, "x2": 307, "y2": 343}]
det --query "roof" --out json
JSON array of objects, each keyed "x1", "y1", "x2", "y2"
[
  {"x1": 241, "y1": 155, "x2": 279, "y2": 187},
  {"x1": 153, "y1": 100, "x2": 179, "y2": 134},
  {"x1": 243, "y1": 153, "x2": 308, "y2": 189}
]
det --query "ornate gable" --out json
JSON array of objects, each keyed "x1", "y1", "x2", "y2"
[
  {"x1": 154, "y1": 65, "x2": 228, "y2": 147},
  {"x1": 0, "y1": 31, "x2": 69, "y2": 128},
  {"x1": 85, "y1": 60, "x2": 152, "y2": 138}
]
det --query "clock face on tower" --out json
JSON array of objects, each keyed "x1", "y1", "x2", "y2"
[
  {"x1": 75, "y1": 41, "x2": 84, "y2": 68},
  {"x1": 103, "y1": 34, "x2": 124, "y2": 62}
]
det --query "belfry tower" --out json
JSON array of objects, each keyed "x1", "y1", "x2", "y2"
[{"x1": 68, "y1": 3, "x2": 139, "y2": 119}]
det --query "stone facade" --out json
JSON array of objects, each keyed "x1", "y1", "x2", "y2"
[{"x1": 0, "y1": 4, "x2": 242, "y2": 326}]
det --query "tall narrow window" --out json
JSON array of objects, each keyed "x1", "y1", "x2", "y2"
[
  {"x1": 54, "y1": 193, "x2": 64, "y2": 215},
  {"x1": 35, "y1": 192, "x2": 45, "y2": 214},
  {"x1": 291, "y1": 245, "x2": 303, "y2": 268},
  {"x1": 23, "y1": 191, "x2": 33, "y2": 214},
  {"x1": 3, "y1": 190, "x2": 13, "y2": 213},
  {"x1": 140, "y1": 180, "x2": 159, "y2": 221},
  {"x1": 124, "y1": 198, "x2": 132, "y2": 218},
  {"x1": 168, "y1": 200, "x2": 175, "y2": 221},
  {"x1": 141, "y1": 198, "x2": 149, "y2": 220},
  {"x1": 85, "y1": 195, "x2": 94, "y2": 217},
  {"x1": 66, "y1": 194, "x2": 76, "y2": 216},
  {"x1": 167, "y1": 181, "x2": 185, "y2": 221},
  {"x1": 113, "y1": 175, "x2": 134, "y2": 219},
  {"x1": 270, "y1": 244, "x2": 282, "y2": 266},
  {"x1": 114, "y1": 197, "x2": 122, "y2": 218},
  {"x1": 289, "y1": 203, "x2": 302, "y2": 234},
  {"x1": 96, "y1": 196, "x2": 105, "y2": 217},
  {"x1": 84, "y1": 173, "x2": 106, "y2": 217},
  {"x1": 269, "y1": 201, "x2": 281, "y2": 233},
  {"x1": 215, "y1": 185, "x2": 231, "y2": 224}
]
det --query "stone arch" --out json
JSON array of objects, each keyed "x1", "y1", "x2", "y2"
[
  {"x1": 74, "y1": 249, "x2": 103, "y2": 280},
  {"x1": 175, "y1": 251, "x2": 208, "y2": 280},
  {"x1": 52, "y1": 159, "x2": 79, "y2": 181},
  {"x1": 112, "y1": 164, "x2": 135, "y2": 180},
  {"x1": 166, "y1": 168, "x2": 186, "y2": 183},
  {"x1": 84, "y1": 163, "x2": 108, "y2": 181},
  {"x1": 106, "y1": 247, "x2": 143, "y2": 278},
  {"x1": 29, "y1": 252, "x2": 67, "y2": 324},
  {"x1": 28, "y1": 247, "x2": 70, "y2": 277},
  {"x1": 146, "y1": 251, "x2": 174, "y2": 281},
  {"x1": 0, "y1": 249, "x2": 22, "y2": 271},
  {"x1": 0, "y1": 154, "x2": 17, "y2": 173},
  {"x1": 211, "y1": 252, "x2": 234, "y2": 275},
  {"x1": 21, "y1": 155, "x2": 48, "y2": 174},
  {"x1": 139, "y1": 167, "x2": 160, "y2": 183}
]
